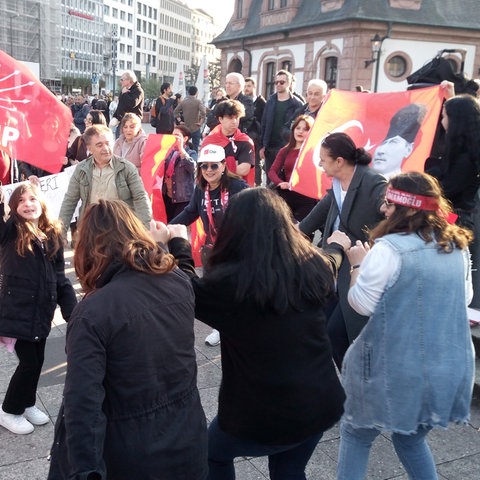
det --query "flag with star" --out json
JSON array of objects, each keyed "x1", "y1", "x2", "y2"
[{"x1": 140, "y1": 133, "x2": 176, "y2": 222}]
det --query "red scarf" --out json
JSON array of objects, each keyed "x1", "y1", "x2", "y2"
[{"x1": 202, "y1": 126, "x2": 254, "y2": 175}]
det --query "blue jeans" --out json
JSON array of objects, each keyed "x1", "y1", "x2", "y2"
[
  {"x1": 337, "y1": 422, "x2": 437, "y2": 480},
  {"x1": 191, "y1": 128, "x2": 201, "y2": 153},
  {"x1": 207, "y1": 416, "x2": 323, "y2": 480}
]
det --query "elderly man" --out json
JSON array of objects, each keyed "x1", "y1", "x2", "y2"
[
  {"x1": 109, "y1": 70, "x2": 144, "y2": 136},
  {"x1": 59, "y1": 124, "x2": 151, "y2": 239},
  {"x1": 294, "y1": 79, "x2": 328, "y2": 119},
  {"x1": 224, "y1": 72, "x2": 255, "y2": 135}
]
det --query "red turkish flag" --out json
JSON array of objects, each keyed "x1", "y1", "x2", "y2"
[
  {"x1": 291, "y1": 86, "x2": 443, "y2": 199},
  {"x1": 140, "y1": 133, "x2": 176, "y2": 222},
  {"x1": 0, "y1": 50, "x2": 73, "y2": 174}
]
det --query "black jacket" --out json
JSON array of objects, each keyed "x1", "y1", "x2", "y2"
[
  {"x1": 261, "y1": 93, "x2": 304, "y2": 148},
  {"x1": 47, "y1": 261, "x2": 208, "y2": 480},
  {"x1": 0, "y1": 203, "x2": 76, "y2": 341},
  {"x1": 113, "y1": 81, "x2": 145, "y2": 121},
  {"x1": 170, "y1": 237, "x2": 345, "y2": 445},
  {"x1": 299, "y1": 165, "x2": 387, "y2": 341}
]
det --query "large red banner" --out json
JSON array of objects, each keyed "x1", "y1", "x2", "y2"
[
  {"x1": 291, "y1": 86, "x2": 443, "y2": 199},
  {"x1": 0, "y1": 50, "x2": 73, "y2": 176},
  {"x1": 140, "y1": 133, "x2": 176, "y2": 222}
]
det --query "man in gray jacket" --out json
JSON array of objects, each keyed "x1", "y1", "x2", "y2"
[
  {"x1": 174, "y1": 86, "x2": 206, "y2": 152},
  {"x1": 59, "y1": 124, "x2": 151, "y2": 239}
]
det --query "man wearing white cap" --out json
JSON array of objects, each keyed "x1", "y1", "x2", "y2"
[{"x1": 170, "y1": 144, "x2": 249, "y2": 346}]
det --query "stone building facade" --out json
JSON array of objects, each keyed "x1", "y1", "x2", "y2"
[{"x1": 213, "y1": 0, "x2": 480, "y2": 96}]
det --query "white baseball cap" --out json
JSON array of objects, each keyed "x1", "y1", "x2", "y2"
[{"x1": 199, "y1": 144, "x2": 226, "y2": 163}]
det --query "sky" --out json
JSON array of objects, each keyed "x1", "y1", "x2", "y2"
[{"x1": 186, "y1": 0, "x2": 235, "y2": 27}]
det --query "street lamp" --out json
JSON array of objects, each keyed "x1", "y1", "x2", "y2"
[
  {"x1": 111, "y1": 25, "x2": 119, "y2": 97},
  {"x1": 364, "y1": 27, "x2": 391, "y2": 92}
]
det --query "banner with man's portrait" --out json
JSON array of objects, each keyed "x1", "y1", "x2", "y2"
[{"x1": 291, "y1": 86, "x2": 444, "y2": 199}]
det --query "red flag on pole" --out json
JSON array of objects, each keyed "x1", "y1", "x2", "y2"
[
  {"x1": 0, "y1": 50, "x2": 72, "y2": 174},
  {"x1": 140, "y1": 133, "x2": 176, "y2": 222},
  {"x1": 291, "y1": 86, "x2": 443, "y2": 199}
]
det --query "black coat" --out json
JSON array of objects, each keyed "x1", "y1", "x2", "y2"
[
  {"x1": 299, "y1": 165, "x2": 386, "y2": 341},
  {"x1": 170, "y1": 238, "x2": 345, "y2": 446},
  {"x1": 113, "y1": 81, "x2": 145, "y2": 121},
  {"x1": 261, "y1": 93, "x2": 304, "y2": 148},
  {"x1": 0, "y1": 204, "x2": 76, "y2": 341},
  {"x1": 47, "y1": 261, "x2": 208, "y2": 480}
]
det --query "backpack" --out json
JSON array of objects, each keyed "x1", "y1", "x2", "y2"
[{"x1": 150, "y1": 96, "x2": 175, "y2": 133}]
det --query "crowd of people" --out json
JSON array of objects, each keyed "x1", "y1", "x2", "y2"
[{"x1": 0, "y1": 67, "x2": 478, "y2": 480}]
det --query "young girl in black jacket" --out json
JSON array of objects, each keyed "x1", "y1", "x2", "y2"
[{"x1": 0, "y1": 183, "x2": 76, "y2": 435}]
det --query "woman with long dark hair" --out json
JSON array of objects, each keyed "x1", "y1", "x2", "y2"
[
  {"x1": 159, "y1": 187, "x2": 349, "y2": 480},
  {"x1": 427, "y1": 94, "x2": 480, "y2": 228},
  {"x1": 299, "y1": 132, "x2": 386, "y2": 368},
  {"x1": 48, "y1": 200, "x2": 208, "y2": 480},
  {"x1": 337, "y1": 172, "x2": 474, "y2": 479},
  {"x1": 268, "y1": 114, "x2": 317, "y2": 221},
  {"x1": 171, "y1": 143, "x2": 248, "y2": 346}
]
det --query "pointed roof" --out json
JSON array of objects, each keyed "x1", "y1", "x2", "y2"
[{"x1": 214, "y1": 0, "x2": 480, "y2": 44}]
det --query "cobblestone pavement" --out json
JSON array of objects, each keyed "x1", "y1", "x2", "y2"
[{"x1": 1, "y1": 241, "x2": 479, "y2": 479}]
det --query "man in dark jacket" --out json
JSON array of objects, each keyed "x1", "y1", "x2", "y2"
[
  {"x1": 244, "y1": 77, "x2": 266, "y2": 185},
  {"x1": 260, "y1": 69, "x2": 304, "y2": 174},
  {"x1": 224, "y1": 72, "x2": 255, "y2": 135},
  {"x1": 109, "y1": 70, "x2": 144, "y2": 137}
]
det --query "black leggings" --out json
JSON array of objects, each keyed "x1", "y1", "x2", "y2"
[{"x1": 2, "y1": 338, "x2": 46, "y2": 415}]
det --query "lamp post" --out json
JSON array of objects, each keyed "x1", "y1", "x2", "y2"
[
  {"x1": 364, "y1": 29, "x2": 391, "y2": 92},
  {"x1": 111, "y1": 25, "x2": 118, "y2": 97}
]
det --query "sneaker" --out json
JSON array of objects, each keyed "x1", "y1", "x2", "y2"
[
  {"x1": 0, "y1": 409, "x2": 34, "y2": 434},
  {"x1": 24, "y1": 406, "x2": 49, "y2": 425},
  {"x1": 205, "y1": 329, "x2": 220, "y2": 347}
]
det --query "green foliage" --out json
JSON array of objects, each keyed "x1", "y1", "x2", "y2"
[{"x1": 141, "y1": 78, "x2": 162, "y2": 99}]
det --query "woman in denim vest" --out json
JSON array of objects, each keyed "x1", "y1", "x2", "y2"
[{"x1": 337, "y1": 172, "x2": 475, "y2": 479}]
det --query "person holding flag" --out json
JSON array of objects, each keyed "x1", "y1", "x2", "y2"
[
  {"x1": 161, "y1": 125, "x2": 197, "y2": 222},
  {"x1": 268, "y1": 114, "x2": 317, "y2": 222},
  {"x1": 170, "y1": 144, "x2": 248, "y2": 347}
]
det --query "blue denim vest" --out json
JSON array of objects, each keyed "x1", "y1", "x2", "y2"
[{"x1": 342, "y1": 233, "x2": 474, "y2": 434}]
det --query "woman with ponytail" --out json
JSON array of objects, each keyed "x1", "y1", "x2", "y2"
[{"x1": 299, "y1": 132, "x2": 386, "y2": 368}]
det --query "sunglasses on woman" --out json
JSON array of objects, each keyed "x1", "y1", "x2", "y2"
[{"x1": 199, "y1": 163, "x2": 221, "y2": 171}]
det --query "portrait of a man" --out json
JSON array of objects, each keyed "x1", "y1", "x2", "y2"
[{"x1": 372, "y1": 103, "x2": 427, "y2": 177}]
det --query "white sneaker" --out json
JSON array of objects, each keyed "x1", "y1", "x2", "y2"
[
  {"x1": 24, "y1": 406, "x2": 49, "y2": 425},
  {"x1": 0, "y1": 408, "x2": 34, "y2": 434},
  {"x1": 205, "y1": 329, "x2": 220, "y2": 346}
]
